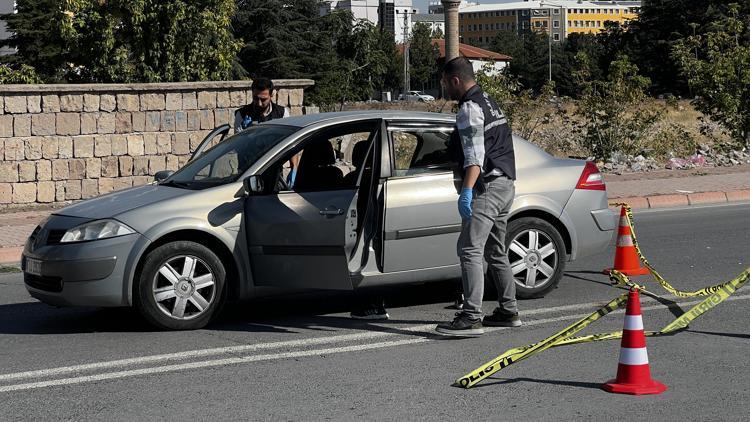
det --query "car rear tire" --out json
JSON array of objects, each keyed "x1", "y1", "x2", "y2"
[
  {"x1": 505, "y1": 217, "x2": 565, "y2": 299},
  {"x1": 134, "y1": 241, "x2": 226, "y2": 330}
]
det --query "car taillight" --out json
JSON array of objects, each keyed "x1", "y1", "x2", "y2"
[{"x1": 575, "y1": 161, "x2": 606, "y2": 190}]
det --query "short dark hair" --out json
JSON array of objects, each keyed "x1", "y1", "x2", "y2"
[
  {"x1": 442, "y1": 56, "x2": 475, "y2": 82},
  {"x1": 251, "y1": 77, "x2": 274, "y2": 93}
]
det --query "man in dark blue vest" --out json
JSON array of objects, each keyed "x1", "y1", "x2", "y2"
[
  {"x1": 436, "y1": 57, "x2": 520, "y2": 337},
  {"x1": 233, "y1": 78, "x2": 290, "y2": 131}
]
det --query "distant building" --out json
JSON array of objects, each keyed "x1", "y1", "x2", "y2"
[
  {"x1": 0, "y1": 0, "x2": 15, "y2": 56},
  {"x1": 427, "y1": 0, "x2": 478, "y2": 15},
  {"x1": 321, "y1": 0, "x2": 417, "y2": 44},
  {"x1": 459, "y1": 0, "x2": 640, "y2": 48},
  {"x1": 320, "y1": 0, "x2": 381, "y2": 25},
  {"x1": 412, "y1": 13, "x2": 445, "y2": 36}
]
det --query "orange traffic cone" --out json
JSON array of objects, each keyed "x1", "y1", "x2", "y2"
[
  {"x1": 602, "y1": 289, "x2": 667, "y2": 395},
  {"x1": 604, "y1": 206, "x2": 649, "y2": 276}
]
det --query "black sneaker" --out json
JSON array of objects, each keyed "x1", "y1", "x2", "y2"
[
  {"x1": 482, "y1": 309, "x2": 522, "y2": 327},
  {"x1": 435, "y1": 312, "x2": 484, "y2": 337},
  {"x1": 350, "y1": 305, "x2": 389, "y2": 320}
]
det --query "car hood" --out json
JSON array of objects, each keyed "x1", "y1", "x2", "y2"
[{"x1": 54, "y1": 185, "x2": 192, "y2": 220}]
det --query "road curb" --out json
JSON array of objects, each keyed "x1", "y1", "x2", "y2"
[
  {"x1": 0, "y1": 247, "x2": 24, "y2": 265},
  {"x1": 609, "y1": 189, "x2": 750, "y2": 209}
]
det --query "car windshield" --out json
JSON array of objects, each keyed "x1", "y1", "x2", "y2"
[{"x1": 161, "y1": 124, "x2": 298, "y2": 190}]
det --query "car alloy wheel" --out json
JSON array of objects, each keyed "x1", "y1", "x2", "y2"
[
  {"x1": 510, "y1": 229, "x2": 557, "y2": 289},
  {"x1": 152, "y1": 255, "x2": 216, "y2": 320}
]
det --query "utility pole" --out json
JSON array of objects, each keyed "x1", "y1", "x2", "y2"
[{"x1": 397, "y1": 9, "x2": 412, "y2": 96}]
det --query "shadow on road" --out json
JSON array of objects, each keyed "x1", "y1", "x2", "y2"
[
  {"x1": 685, "y1": 329, "x2": 750, "y2": 340},
  {"x1": 473, "y1": 376, "x2": 602, "y2": 390}
]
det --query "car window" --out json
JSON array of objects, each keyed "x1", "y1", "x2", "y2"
[
  {"x1": 163, "y1": 124, "x2": 297, "y2": 190},
  {"x1": 275, "y1": 121, "x2": 378, "y2": 192},
  {"x1": 390, "y1": 127, "x2": 455, "y2": 176}
]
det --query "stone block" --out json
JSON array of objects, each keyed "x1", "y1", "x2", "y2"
[
  {"x1": 647, "y1": 194, "x2": 689, "y2": 208},
  {"x1": 182, "y1": 92, "x2": 198, "y2": 110},
  {"x1": 98, "y1": 112, "x2": 116, "y2": 134},
  {"x1": 0, "y1": 115, "x2": 13, "y2": 137},
  {"x1": 290, "y1": 106, "x2": 303, "y2": 116},
  {"x1": 116, "y1": 94, "x2": 139, "y2": 111},
  {"x1": 230, "y1": 90, "x2": 247, "y2": 107},
  {"x1": 197, "y1": 91, "x2": 216, "y2": 109},
  {"x1": 113, "y1": 177, "x2": 133, "y2": 192},
  {"x1": 133, "y1": 156, "x2": 150, "y2": 176},
  {"x1": 58, "y1": 137, "x2": 73, "y2": 158},
  {"x1": 133, "y1": 175, "x2": 151, "y2": 186},
  {"x1": 27, "y1": 96, "x2": 42, "y2": 113},
  {"x1": 101, "y1": 157, "x2": 119, "y2": 177},
  {"x1": 37, "y1": 181, "x2": 55, "y2": 203},
  {"x1": 127, "y1": 134, "x2": 144, "y2": 156},
  {"x1": 166, "y1": 154, "x2": 180, "y2": 171},
  {"x1": 200, "y1": 110, "x2": 214, "y2": 130},
  {"x1": 82, "y1": 179, "x2": 99, "y2": 199},
  {"x1": 149, "y1": 155, "x2": 166, "y2": 174},
  {"x1": 175, "y1": 111, "x2": 187, "y2": 132},
  {"x1": 41, "y1": 137, "x2": 59, "y2": 159},
  {"x1": 0, "y1": 162, "x2": 18, "y2": 183},
  {"x1": 60, "y1": 94, "x2": 84, "y2": 112},
  {"x1": 5, "y1": 95, "x2": 27, "y2": 113},
  {"x1": 119, "y1": 156, "x2": 134, "y2": 176},
  {"x1": 141, "y1": 93, "x2": 166, "y2": 111},
  {"x1": 172, "y1": 132, "x2": 190, "y2": 155},
  {"x1": 0, "y1": 183, "x2": 10, "y2": 204},
  {"x1": 13, "y1": 114, "x2": 31, "y2": 137},
  {"x1": 115, "y1": 112, "x2": 133, "y2": 134},
  {"x1": 98, "y1": 177, "x2": 115, "y2": 194},
  {"x1": 726, "y1": 189, "x2": 750, "y2": 202},
  {"x1": 143, "y1": 133, "x2": 158, "y2": 155},
  {"x1": 81, "y1": 113, "x2": 99, "y2": 135},
  {"x1": 74, "y1": 136, "x2": 95, "y2": 158},
  {"x1": 57, "y1": 113, "x2": 81, "y2": 135},
  {"x1": 215, "y1": 108, "x2": 233, "y2": 127},
  {"x1": 42, "y1": 95, "x2": 60, "y2": 113},
  {"x1": 289, "y1": 89, "x2": 303, "y2": 106},
  {"x1": 37, "y1": 160, "x2": 51, "y2": 181},
  {"x1": 189, "y1": 131, "x2": 207, "y2": 151},
  {"x1": 100, "y1": 94, "x2": 116, "y2": 112},
  {"x1": 145, "y1": 111, "x2": 161, "y2": 132},
  {"x1": 24, "y1": 137, "x2": 43, "y2": 160},
  {"x1": 31, "y1": 113, "x2": 56, "y2": 136},
  {"x1": 157, "y1": 133, "x2": 172, "y2": 154},
  {"x1": 132, "y1": 111, "x2": 146, "y2": 132},
  {"x1": 276, "y1": 89, "x2": 289, "y2": 107},
  {"x1": 4, "y1": 139, "x2": 23, "y2": 160},
  {"x1": 94, "y1": 135, "x2": 112, "y2": 157},
  {"x1": 55, "y1": 181, "x2": 66, "y2": 201},
  {"x1": 177, "y1": 155, "x2": 190, "y2": 168},
  {"x1": 18, "y1": 161, "x2": 36, "y2": 182},
  {"x1": 85, "y1": 157, "x2": 101, "y2": 179},
  {"x1": 187, "y1": 110, "x2": 201, "y2": 131},
  {"x1": 161, "y1": 111, "x2": 176, "y2": 132},
  {"x1": 65, "y1": 179, "x2": 82, "y2": 200},
  {"x1": 166, "y1": 92, "x2": 182, "y2": 111},
  {"x1": 83, "y1": 94, "x2": 100, "y2": 112},
  {"x1": 13, "y1": 183, "x2": 36, "y2": 203},
  {"x1": 111, "y1": 135, "x2": 128, "y2": 156},
  {"x1": 68, "y1": 159, "x2": 86, "y2": 179},
  {"x1": 216, "y1": 91, "x2": 231, "y2": 108}
]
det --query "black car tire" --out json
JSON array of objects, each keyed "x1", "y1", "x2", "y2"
[
  {"x1": 134, "y1": 241, "x2": 226, "y2": 330},
  {"x1": 505, "y1": 217, "x2": 566, "y2": 299}
]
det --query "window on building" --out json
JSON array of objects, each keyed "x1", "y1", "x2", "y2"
[
  {"x1": 522, "y1": 21, "x2": 528, "y2": 29},
  {"x1": 553, "y1": 9, "x2": 560, "y2": 15},
  {"x1": 568, "y1": 20, "x2": 571, "y2": 26},
  {"x1": 553, "y1": 33, "x2": 560, "y2": 41},
  {"x1": 460, "y1": 25, "x2": 464, "y2": 32},
  {"x1": 542, "y1": 20, "x2": 548, "y2": 27},
  {"x1": 522, "y1": 10, "x2": 528, "y2": 16},
  {"x1": 585, "y1": 9, "x2": 589, "y2": 13},
  {"x1": 553, "y1": 20, "x2": 559, "y2": 28},
  {"x1": 597, "y1": 21, "x2": 601, "y2": 27},
  {"x1": 512, "y1": 11, "x2": 516, "y2": 16},
  {"x1": 596, "y1": 9, "x2": 600, "y2": 13}
]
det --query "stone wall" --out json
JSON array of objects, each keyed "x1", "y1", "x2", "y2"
[{"x1": 0, "y1": 80, "x2": 314, "y2": 209}]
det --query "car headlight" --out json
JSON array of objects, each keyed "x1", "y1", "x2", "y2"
[{"x1": 60, "y1": 219, "x2": 135, "y2": 243}]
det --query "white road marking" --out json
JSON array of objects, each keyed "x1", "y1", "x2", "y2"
[{"x1": 1, "y1": 293, "x2": 748, "y2": 393}]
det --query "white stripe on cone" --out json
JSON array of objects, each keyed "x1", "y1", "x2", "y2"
[
  {"x1": 618, "y1": 347, "x2": 649, "y2": 365},
  {"x1": 619, "y1": 215, "x2": 629, "y2": 227},
  {"x1": 617, "y1": 235, "x2": 634, "y2": 247},
  {"x1": 623, "y1": 315, "x2": 644, "y2": 330}
]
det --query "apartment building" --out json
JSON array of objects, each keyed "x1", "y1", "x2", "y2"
[{"x1": 459, "y1": 1, "x2": 639, "y2": 47}]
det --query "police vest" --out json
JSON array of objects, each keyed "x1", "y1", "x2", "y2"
[
  {"x1": 449, "y1": 85, "x2": 516, "y2": 181},
  {"x1": 238, "y1": 102, "x2": 286, "y2": 124}
]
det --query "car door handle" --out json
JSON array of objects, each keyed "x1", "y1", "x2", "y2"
[{"x1": 319, "y1": 208, "x2": 344, "y2": 216}]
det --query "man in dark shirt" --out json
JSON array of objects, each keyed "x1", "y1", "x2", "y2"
[
  {"x1": 435, "y1": 57, "x2": 520, "y2": 337},
  {"x1": 233, "y1": 78, "x2": 290, "y2": 131}
]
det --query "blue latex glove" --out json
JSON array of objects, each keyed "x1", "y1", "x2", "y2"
[
  {"x1": 458, "y1": 188, "x2": 473, "y2": 220},
  {"x1": 241, "y1": 115, "x2": 252, "y2": 129},
  {"x1": 286, "y1": 168, "x2": 297, "y2": 188}
]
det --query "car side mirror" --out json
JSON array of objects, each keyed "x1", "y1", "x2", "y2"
[
  {"x1": 243, "y1": 175, "x2": 264, "y2": 196},
  {"x1": 154, "y1": 170, "x2": 174, "y2": 183}
]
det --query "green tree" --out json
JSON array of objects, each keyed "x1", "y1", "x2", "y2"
[
  {"x1": 0, "y1": 64, "x2": 42, "y2": 84},
  {"x1": 490, "y1": 30, "x2": 548, "y2": 92},
  {"x1": 672, "y1": 4, "x2": 750, "y2": 146},
  {"x1": 432, "y1": 26, "x2": 444, "y2": 39},
  {"x1": 409, "y1": 22, "x2": 438, "y2": 91},
  {"x1": 574, "y1": 54, "x2": 662, "y2": 160}
]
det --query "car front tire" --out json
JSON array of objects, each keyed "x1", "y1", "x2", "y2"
[
  {"x1": 505, "y1": 217, "x2": 565, "y2": 299},
  {"x1": 134, "y1": 241, "x2": 226, "y2": 330}
]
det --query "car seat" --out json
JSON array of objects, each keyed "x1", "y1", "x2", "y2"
[
  {"x1": 295, "y1": 140, "x2": 344, "y2": 191},
  {"x1": 342, "y1": 141, "x2": 370, "y2": 187}
]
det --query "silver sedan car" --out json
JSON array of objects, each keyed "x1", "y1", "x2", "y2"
[{"x1": 22, "y1": 111, "x2": 615, "y2": 330}]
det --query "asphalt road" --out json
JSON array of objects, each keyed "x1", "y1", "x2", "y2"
[{"x1": 1, "y1": 203, "x2": 749, "y2": 421}]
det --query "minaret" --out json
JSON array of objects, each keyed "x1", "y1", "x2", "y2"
[{"x1": 442, "y1": 1, "x2": 462, "y2": 61}]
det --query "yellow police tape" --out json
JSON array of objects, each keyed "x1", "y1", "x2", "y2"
[{"x1": 454, "y1": 203, "x2": 750, "y2": 389}]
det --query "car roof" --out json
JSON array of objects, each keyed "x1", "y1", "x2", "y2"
[{"x1": 269, "y1": 110, "x2": 456, "y2": 128}]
